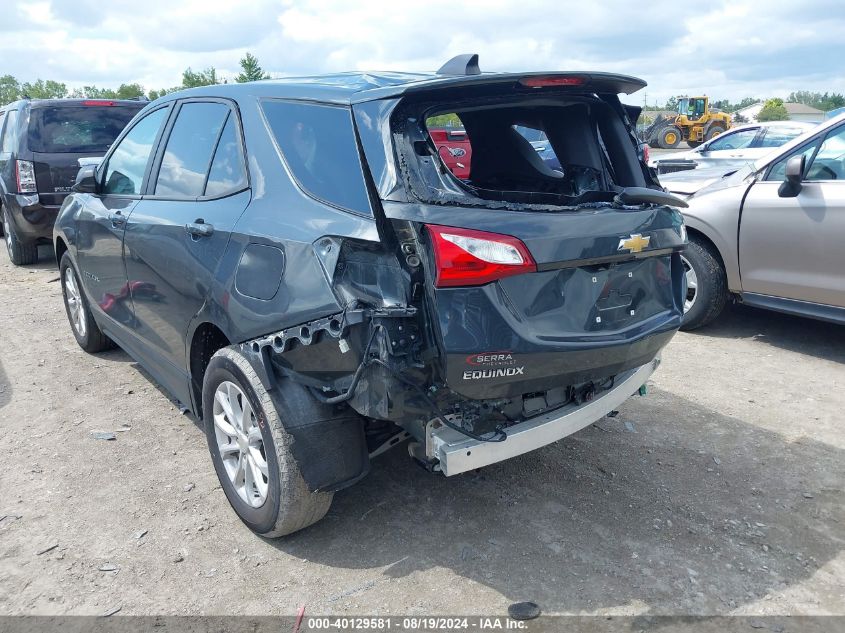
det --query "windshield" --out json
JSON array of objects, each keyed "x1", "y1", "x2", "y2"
[
  {"x1": 28, "y1": 105, "x2": 142, "y2": 153},
  {"x1": 677, "y1": 98, "x2": 689, "y2": 115}
]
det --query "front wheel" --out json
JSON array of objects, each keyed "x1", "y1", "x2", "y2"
[
  {"x1": 60, "y1": 252, "x2": 113, "y2": 352},
  {"x1": 680, "y1": 238, "x2": 729, "y2": 330},
  {"x1": 658, "y1": 126, "x2": 683, "y2": 149},
  {"x1": 203, "y1": 347, "x2": 333, "y2": 537}
]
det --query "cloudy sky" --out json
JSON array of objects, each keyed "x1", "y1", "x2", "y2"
[{"x1": 2, "y1": 0, "x2": 843, "y2": 104}]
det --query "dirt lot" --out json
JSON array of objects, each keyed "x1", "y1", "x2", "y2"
[{"x1": 0, "y1": 244, "x2": 843, "y2": 617}]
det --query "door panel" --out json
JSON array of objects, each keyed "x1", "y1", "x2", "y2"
[
  {"x1": 122, "y1": 100, "x2": 249, "y2": 375},
  {"x1": 74, "y1": 195, "x2": 139, "y2": 327},
  {"x1": 74, "y1": 106, "x2": 171, "y2": 331},
  {"x1": 123, "y1": 191, "x2": 250, "y2": 368},
  {"x1": 739, "y1": 180, "x2": 845, "y2": 307}
]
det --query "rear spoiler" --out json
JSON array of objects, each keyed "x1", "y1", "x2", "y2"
[{"x1": 351, "y1": 61, "x2": 647, "y2": 104}]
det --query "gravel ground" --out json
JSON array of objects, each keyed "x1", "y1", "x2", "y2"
[{"x1": 0, "y1": 245, "x2": 843, "y2": 617}]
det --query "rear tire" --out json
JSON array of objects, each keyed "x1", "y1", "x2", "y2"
[
  {"x1": 680, "y1": 238, "x2": 729, "y2": 331},
  {"x1": 60, "y1": 252, "x2": 113, "y2": 352},
  {"x1": 203, "y1": 347, "x2": 333, "y2": 537},
  {"x1": 658, "y1": 126, "x2": 683, "y2": 149},
  {"x1": 2, "y1": 205, "x2": 38, "y2": 266}
]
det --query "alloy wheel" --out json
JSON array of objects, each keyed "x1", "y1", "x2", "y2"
[
  {"x1": 213, "y1": 381, "x2": 269, "y2": 508},
  {"x1": 64, "y1": 267, "x2": 88, "y2": 338},
  {"x1": 681, "y1": 254, "x2": 698, "y2": 313}
]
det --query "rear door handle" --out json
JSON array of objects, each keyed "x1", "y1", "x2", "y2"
[
  {"x1": 109, "y1": 211, "x2": 126, "y2": 227},
  {"x1": 186, "y1": 220, "x2": 214, "y2": 238}
]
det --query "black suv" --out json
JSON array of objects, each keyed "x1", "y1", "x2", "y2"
[
  {"x1": 0, "y1": 98, "x2": 144, "y2": 264},
  {"x1": 55, "y1": 55, "x2": 687, "y2": 537}
]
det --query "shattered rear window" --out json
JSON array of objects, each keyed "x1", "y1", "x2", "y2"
[{"x1": 400, "y1": 95, "x2": 637, "y2": 209}]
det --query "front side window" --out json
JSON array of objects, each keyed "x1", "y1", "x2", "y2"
[
  {"x1": 154, "y1": 102, "x2": 229, "y2": 198},
  {"x1": 805, "y1": 125, "x2": 845, "y2": 180},
  {"x1": 103, "y1": 107, "x2": 169, "y2": 195},
  {"x1": 757, "y1": 126, "x2": 807, "y2": 149},
  {"x1": 262, "y1": 100, "x2": 372, "y2": 215},
  {"x1": 706, "y1": 128, "x2": 757, "y2": 151},
  {"x1": 766, "y1": 140, "x2": 821, "y2": 182},
  {"x1": 1, "y1": 110, "x2": 18, "y2": 153}
]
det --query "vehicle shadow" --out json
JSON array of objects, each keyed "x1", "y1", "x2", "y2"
[
  {"x1": 269, "y1": 388, "x2": 844, "y2": 614},
  {"x1": 689, "y1": 303, "x2": 845, "y2": 364}
]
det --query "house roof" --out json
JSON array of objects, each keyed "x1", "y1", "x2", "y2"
[{"x1": 784, "y1": 102, "x2": 824, "y2": 115}]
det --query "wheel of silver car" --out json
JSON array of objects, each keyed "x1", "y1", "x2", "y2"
[
  {"x1": 59, "y1": 252, "x2": 113, "y2": 352},
  {"x1": 679, "y1": 237, "x2": 728, "y2": 331},
  {"x1": 213, "y1": 380, "x2": 269, "y2": 508},
  {"x1": 681, "y1": 254, "x2": 698, "y2": 313},
  {"x1": 203, "y1": 346, "x2": 334, "y2": 537}
]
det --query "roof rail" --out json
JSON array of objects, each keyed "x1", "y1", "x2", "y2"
[{"x1": 436, "y1": 54, "x2": 481, "y2": 76}]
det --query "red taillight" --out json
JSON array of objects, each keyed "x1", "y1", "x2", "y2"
[
  {"x1": 641, "y1": 143, "x2": 650, "y2": 164},
  {"x1": 426, "y1": 224, "x2": 536, "y2": 288},
  {"x1": 15, "y1": 160, "x2": 37, "y2": 194},
  {"x1": 82, "y1": 100, "x2": 115, "y2": 106},
  {"x1": 519, "y1": 76, "x2": 585, "y2": 88}
]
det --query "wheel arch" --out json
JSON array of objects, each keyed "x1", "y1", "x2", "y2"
[
  {"x1": 54, "y1": 235, "x2": 69, "y2": 268},
  {"x1": 682, "y1": 217, "x2": 741, "y2": 292},
  {"x1": 188, "y1": 321, "x2": 232, "y2": 417}
]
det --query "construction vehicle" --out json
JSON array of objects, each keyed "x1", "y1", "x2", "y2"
[{"x1": 643, "y1": 96, "x2": 732, "y2": 149}]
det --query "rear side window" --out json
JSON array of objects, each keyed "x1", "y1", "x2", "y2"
[
  {"x1": 103, "y1": 107, "x2": 169, "y2": 195},
  {"x1": 262, "y1": 100, "x2": 372, "y2": 215},
  {"x1": 204, "y1": 115, "x2": 247, "y2": 197},
  {"x1": 154, "y1": 102, "x2": 229, "y2": 198},
  {"x1": 757, "y1": 127, "x2": 809, "y2": 149},
  {"x1": 1, "y1": 110, "x2": 18, "y2": 153},
  {"x1": 28, "y1": 105, "x2": 142, "y2": 153}
]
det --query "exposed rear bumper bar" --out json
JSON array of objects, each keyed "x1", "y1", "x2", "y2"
[{"x1": 428, "y1": 355, "x2": 661, "y2": 476}]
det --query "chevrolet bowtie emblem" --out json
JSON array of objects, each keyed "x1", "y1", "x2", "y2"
[{"x1": 618, "y1": 233, "x2": 650, "y2": 253}]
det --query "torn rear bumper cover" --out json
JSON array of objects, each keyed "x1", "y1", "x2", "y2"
[{"x1": 428, "y1": 355, "x2": 660, "y2": 476}]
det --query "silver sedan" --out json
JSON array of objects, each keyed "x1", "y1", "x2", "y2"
[{"x1": 676, "y1": 114, "x2": 845, "y2": 329}]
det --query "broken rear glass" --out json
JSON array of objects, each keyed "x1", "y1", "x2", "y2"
[{"x1": 401, "y1": 94, "x2": 640, "y2": 209}]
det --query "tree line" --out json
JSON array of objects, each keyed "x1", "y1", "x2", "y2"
[
  {"x1": 0, "y1": 52, "x2": 270, "y2": 106},
  {"x1": 645, "y1": 91, "x2": 844, "y2": 114}
]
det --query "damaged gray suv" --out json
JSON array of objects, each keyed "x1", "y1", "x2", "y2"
[{"x1": 54, "y1": 55, "x2": 687, "y2": 536}]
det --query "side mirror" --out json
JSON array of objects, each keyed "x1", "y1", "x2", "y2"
[
  {"x1": 73, "y1": 165, "x2": 99, "y2": 194},
  {"x1": 778, "y1": 155, "x2": 805, "y2": 198}
]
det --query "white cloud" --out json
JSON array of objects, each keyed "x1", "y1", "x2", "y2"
[{"x1": 1, "y1": 0, "x2": 843, "y2": 104}]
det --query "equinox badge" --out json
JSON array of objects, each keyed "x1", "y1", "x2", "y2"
[{"x1": 618, "y1": 233, "x2": 650, "y2": 253}]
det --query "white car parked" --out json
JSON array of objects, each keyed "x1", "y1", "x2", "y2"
[{"x1": 649, "y1": 121, "x2": 817, "y2": 174}]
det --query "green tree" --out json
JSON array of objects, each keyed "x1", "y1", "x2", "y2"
[
  {"x1": 787, "y1": 90, "x2": 845, "y2": 112},
  {"x1": 147, "y1": 87, "x2": 175, "y2": 100},
  {"x1": 236, "y1": 53, "x2": 270, "y2": 83},
  {"x1": 69, "y1": 85, "x2": 117, "y2": 98},
  {"x1": 115, "y1": 83, "x2": 145, "y2": 99},
  {"x1": 757, "y1": 98, "x2": 789, "y2": 122},
  {"x1": 181, "y1": 67, "x2": 218, "y2": 89},
  {"x1": 20, "y1": 79, "x2": 67, "y2": 99},
  {"x1": 0, "y1": 74, "x2": 21, "y2": 105}
]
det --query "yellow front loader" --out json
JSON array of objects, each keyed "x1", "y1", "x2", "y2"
[{"x1": 645, "y1": 96, "x2": 732, "y2": 149}]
